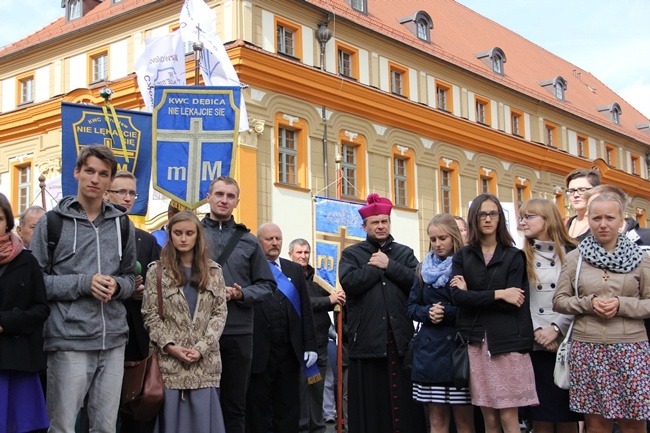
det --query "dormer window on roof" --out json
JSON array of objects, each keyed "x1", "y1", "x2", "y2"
[
  {"x1": 636, "y1": 123, "x2": 650, "y2": 134},
  {"x1": 597, "y1": 103, "x2": 622, "y2": 125},
  {"x1": 398, "y1": 11, "x2": 433, "y2": 43},
  {"x1": 475, "y1": 47, "x2": 507, "y2": 75},
  {"x1": 539, "y1": 76, "x2": 567, "y2": 101},
  {"x1": 347, "y1": 0, "x2": 367, "y2": 14},
  {"x1": 67, "y1": 0, "x2": 82, "y2": 20}
]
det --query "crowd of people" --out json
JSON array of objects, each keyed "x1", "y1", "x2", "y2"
[{"x1": 1, "y1": 147, "x2": 649, "y2": 433}]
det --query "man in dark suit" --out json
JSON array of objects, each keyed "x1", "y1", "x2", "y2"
[
  {"x1": 289, "y1": 238, "x2": 346, "y2": 433},
  {"x1": 105, "y1": 170, "x2": 161, "y2": 433},
  {"x1": 246, "y1": 223, "x2": 318, "y2": 433}
]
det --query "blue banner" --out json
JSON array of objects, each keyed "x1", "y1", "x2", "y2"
[
  {"x1": 313, "y1": 197, "x2": 365, "y2": 288},
  {"x1": 61, "y1": 102, "x2": 152, "y2": 215},
  {"x1": 152, "y1": 86, "x2": 240, "y2": 209}
]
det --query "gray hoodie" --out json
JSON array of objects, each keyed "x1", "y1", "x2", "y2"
[{"x1": 30, "y1": 196, "x2": 136, "y2": 352}]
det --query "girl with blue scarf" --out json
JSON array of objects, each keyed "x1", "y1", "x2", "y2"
[{"x1": 406, "y1": 214, "x2": 474, "y2": 433}]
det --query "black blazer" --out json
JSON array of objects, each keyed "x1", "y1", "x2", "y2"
[
  {"x1": 124, "y1": 228, "x2": 161, "y2": 361},
  {"x1": 0, "y1": 249, "x2": 50, "y2": 372},
  {"x1": 451, "y1": 244, "x2": 534, "y2": 356},
  {"x1": 251, "y1": 258, "x2": 317, "y2": 374}
]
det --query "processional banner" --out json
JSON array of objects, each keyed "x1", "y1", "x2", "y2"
[
  {"x1": 313, "y1": 196, "x2": 365, "y2": 291},
  {"x1": 61, "y1": 102, "x2": 152, "y2": 215},
  {"x1": 152, "y1": 86, "x2": 240, "y2": 209}
]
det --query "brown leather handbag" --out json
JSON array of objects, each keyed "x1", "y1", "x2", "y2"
[{"x1": 120, "y1": 261, "x2": 165, "y2": 420}]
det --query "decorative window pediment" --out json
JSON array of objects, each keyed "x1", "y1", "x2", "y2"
[
  {"x1": 398, "y1": 11, "x2": 433, "y2": 43},
  {"x1": 540, "y1": 76, "x2": 567, "y2": 101},
  {"x1": 596, "y1": 103, "x2": 622, "y2": 125},
  {"x1": 475, "y1": 47, "x2": 507, "y2": 75}
]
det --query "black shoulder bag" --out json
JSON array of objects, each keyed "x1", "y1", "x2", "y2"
[{"x1": 451, "y1": 248, "x2": 512, "y2": 390}]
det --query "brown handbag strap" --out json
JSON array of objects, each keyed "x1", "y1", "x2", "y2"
[{"x1": 156, "y1": 260, "x2": 163, "y2": 318}]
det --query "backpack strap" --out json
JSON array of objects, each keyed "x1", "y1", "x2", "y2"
[
  {"x1": 45, "y1": 211, "x2": 63, "y2": 275},
  {"x1": 216, "y1": 226, "x2": 247, "y2": 266},
  {"x1": 44, "y1": 211, "x2": 130, "y2": 274},
  {"x1": 118, "y1": 214, "x2": 130, "y2": 260}
]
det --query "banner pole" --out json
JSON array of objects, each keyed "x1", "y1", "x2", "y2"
[
  {"x1": 193, "y1": 42, "x2": 203, "y2": 86},
  {"x1": 335, "y1": 148, "x2": 344, "y2": 433}
]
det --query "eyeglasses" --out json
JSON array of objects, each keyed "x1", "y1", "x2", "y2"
[
  {"x1": 478, "y1": 211, "x2": 500, "y2": 220},
  {"x1": 565, "y1": 187, "x2": 592, "y2": 195},
  {"x1": 107, "y1": 189, "x2": 139, "y2": 199},
  {"x1": 518, "y1": 214, "x2": 540, "y2": 223}
]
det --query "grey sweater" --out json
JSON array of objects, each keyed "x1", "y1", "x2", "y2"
[{"x1": 30, "y1": 196, "x2": 136, "y2": 351}]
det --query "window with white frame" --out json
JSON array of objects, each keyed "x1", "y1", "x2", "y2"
[
  {"x1": 492, "y1": 54, "x2": 503, "y2": 74},
  {"x1": 278, "y1": 127, "x2": 297, "y2": 184},
  {"x1": 511, "y1": 112, "x2": 521, "y2": 136},
  {"x1": 277, "y1": 25, "x2": 295, "y2": 57},
  {"x1": 19, "y1": 77, "x2": 34, "y2": 104},
  {"x1": 68, "y1": 0, "x2": 82, "y2": 20},
  {"x1": 91, "y1": 53, "x2": 108, "y2": 82},
  {"x1": 338, "y1": 49, "x2": 353, "y2": 77},
  {"x1": 394, "y1": 157, "x2": 407, "y2": 206},
  {"x1": 391, "y1": 69, "x2": 403, "y2": 96},
  {"x1": 17, "y1": 165, "x2": 31, "y2": 215},
  {"x1": 341, "y1": 144, "x2": 357, "y2": 198},
  {"x1": 440, "y1": 169, "x2": 451, "y2": 214},
  {"x1": 350, "y1": 0, "x2": 366, "y2": 13},
  {"x1": 476, "y1": 100, "x2": 487, "y2": 124},
  {"x1": 417, "y1": 20, "x2": 428, "y2": 41}
]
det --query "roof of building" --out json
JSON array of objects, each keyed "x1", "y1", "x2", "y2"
[
  {"x1": 0, "y1": 0, "x2": 161, "y2": 58},
  {"x1": 2, "y1": 0, "x2": 648, "y2": 143},
  {"x1": 304, "y1": 0, "x2": 650, "y2": 141}
]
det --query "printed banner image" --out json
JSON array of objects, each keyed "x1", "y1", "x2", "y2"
[
  {"x1": 313, "y1": 197, "x2": 365, "y2": 290},
  {"x1": 60, "y1": 102, "x2": 152, "y2": 215},
  {"x1": 152, "y1": 86, "x2": 240, "y2": 210}
]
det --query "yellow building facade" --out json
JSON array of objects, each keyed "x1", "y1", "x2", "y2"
[{"x1": 1, "y1": 0, "x2": 649, "y2": 255}]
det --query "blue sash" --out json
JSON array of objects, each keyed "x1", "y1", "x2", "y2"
[{"x1": 269, "y1": 262, "x2": 322, "y2": 383}]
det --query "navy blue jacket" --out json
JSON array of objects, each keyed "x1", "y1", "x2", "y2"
[{"x1": 406, "y1": 273, "x2": 458, "y2": 384}]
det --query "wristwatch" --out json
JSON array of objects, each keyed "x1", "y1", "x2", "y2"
[{"x1": 551, "y1": 323, "x2": 560, "y2": 333}]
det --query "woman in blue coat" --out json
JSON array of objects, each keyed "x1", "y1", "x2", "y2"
[{"x1": 407, "y1": 214, "x2": 474, "y2": 433}]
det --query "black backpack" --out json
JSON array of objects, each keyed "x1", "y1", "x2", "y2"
[{"x1": 44, "y1": 210, "x2": 130, "y2": 274}]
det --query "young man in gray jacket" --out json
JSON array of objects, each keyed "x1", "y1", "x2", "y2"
[{"x1": 30, "y1": 146, "x2": 136, "y2": 433}]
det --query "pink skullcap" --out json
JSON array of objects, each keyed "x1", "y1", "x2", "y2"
[{"x1": 358, "y1": 193, "x2": 393, "y2": 219}]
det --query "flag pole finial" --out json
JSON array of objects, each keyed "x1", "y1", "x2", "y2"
[{"x1": 193, "y1": 40, "x2": 204, "y2": 86}]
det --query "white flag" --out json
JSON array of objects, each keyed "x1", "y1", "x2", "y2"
[
  {"x1": 179, "y1": 0, "x2": 249, "y2": 131},
  {"x1": 134, "y1": 31, "x2": 186, "y2": 112}
]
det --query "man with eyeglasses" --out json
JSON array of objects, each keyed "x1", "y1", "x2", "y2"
[{"x1": 105, "y1": 170, "x2": 161, "y2": 433}]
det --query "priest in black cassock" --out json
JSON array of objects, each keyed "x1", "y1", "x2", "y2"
[{"x1": 338, "y1": 194, "x2": 426, "y2": 433}]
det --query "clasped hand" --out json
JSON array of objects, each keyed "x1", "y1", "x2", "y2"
[
  {"x1": 166, "y1": 344, "x2": 201, "y2": 364},
  {"x1": 592, "y1": 296, "x2": 619, "y2": 319},
  {"x1": 226, "y1": 283, "x2": 243, "y2": 301},
  {"x1": 429, "y1": 302, "x2": 445, "y2": 324},
  {"x1": 91, "y1": 273, "x2": 117, "y2": 303}
]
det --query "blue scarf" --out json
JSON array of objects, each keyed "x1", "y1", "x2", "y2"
[{"x1": 421, "y1": 251, "x2": 452, "y2": 287}]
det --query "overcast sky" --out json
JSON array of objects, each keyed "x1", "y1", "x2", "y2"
[{"x1": 1, "y1": 0, "x2": 649, "y2": 118}]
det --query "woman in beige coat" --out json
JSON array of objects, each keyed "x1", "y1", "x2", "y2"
[
  {"x1": 553, "y1": 194, "x2": 650, "y2": 433},
  {"x1": 143, "y1": 211, "x2": 228, "y2": 433}
]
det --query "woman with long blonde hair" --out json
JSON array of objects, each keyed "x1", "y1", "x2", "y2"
[
  {"x1": 518, "y1": 199, "x2": 581, "y2": 433},
  {"x1": 407, "y1": 214, "x2": 474, "y2": 433},
  {"x1": 143, "y1": 211, "x2": 228, "y2": 433}
]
